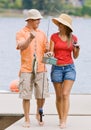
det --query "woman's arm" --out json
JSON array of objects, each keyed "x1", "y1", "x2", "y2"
[
  {"x1": 73, "y1": 43, "x2": 80, "y2": 59},
  {"x1": 50, "y1": 40, "x2": 54, "y2": 52},
  {"x1": 48, "y1": 39, "x2": 55, "y2": 56}
]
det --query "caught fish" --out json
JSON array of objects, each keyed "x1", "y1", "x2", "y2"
[{"x1": 32, "y1": 56, "x2": 38, "y2": 75}]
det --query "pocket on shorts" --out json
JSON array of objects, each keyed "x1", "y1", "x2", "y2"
[
  {"x1": 36, "y1": 73, "x2": 44, "y2": 81},
  {"x1": 69, "y1": 64, "x2": 76, "y2": 71},
  {"x1": 18, "y1": 78, "x2": 24, "y2": 91}
]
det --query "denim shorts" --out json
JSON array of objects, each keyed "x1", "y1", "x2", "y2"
[{"x1": 51, "y1": 64, "x2": 76, "y2": 82}]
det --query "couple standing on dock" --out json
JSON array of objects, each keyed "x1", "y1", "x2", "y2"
[{"x1": 16, "y1": 9, "x2": 80, "y2": 129}]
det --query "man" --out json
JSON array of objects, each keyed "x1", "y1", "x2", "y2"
[{"x1": 16, "y1": 9, "x2": 49, "y2": 127}]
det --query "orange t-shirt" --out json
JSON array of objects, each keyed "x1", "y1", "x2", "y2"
[{"x1": 16, "y1": 26, "x2": 48, "y2": 73}]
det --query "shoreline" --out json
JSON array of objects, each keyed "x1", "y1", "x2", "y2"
[{"x1": 0, "y1": 9, "x2": 91, "y2": 18}]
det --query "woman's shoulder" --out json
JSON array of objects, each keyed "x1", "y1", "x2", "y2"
[
  {"x1": 51, "y1": 32, "x2": 59, "y2": 39},
  {"x1": 72, "y1": 34, "x2": 78, "y2": 42},
  {"x1": 51, "y1": 32, "x2": 58, "y2": 36}
]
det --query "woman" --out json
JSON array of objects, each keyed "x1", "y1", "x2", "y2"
[{"x1": 49, "y1": 13, "x2": 80, "y2": 128}]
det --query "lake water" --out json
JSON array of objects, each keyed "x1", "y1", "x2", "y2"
[{"x1": 0, "y1": 16, "x2": 91, "y2": 93}]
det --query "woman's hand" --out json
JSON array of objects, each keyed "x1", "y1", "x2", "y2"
[
  {"x1": 44, "y1": 51, "x2": 54, "y2": 57},
  {"x1": 73, "y1": 42, "x2": 80, "y2": 49},
  {"x1": 73, "y1": 43, "x2": 80, "y2": 59}
]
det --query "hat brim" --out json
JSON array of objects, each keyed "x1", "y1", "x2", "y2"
[
  {"x1": 25, "y1": 16, "x2": 43, "y2": 21},
  {"x1": 52, "y1": 18, "x2": 73, "y2": 32}
]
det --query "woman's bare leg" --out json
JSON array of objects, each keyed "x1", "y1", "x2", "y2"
[
  {"x1": 53, "y1": 83, "x2": 63, "y2": 122},
  {"x1": 60, "y1": 80, "x2": 74, "y2": 128}
]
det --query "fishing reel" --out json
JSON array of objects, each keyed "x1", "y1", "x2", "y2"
[{"x1": 39, "y1": 108, "x2": 44, "y2": 122}]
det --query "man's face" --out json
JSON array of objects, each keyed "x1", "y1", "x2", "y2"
[{"x1": 28, "y1": 19, "x2": 41, "y2": 29}]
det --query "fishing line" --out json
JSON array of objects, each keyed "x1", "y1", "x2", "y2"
[{"x1": 41, "y1": 17, "x2": 51, "y2": 99}]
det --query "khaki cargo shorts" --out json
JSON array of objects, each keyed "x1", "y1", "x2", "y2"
[{"x1": 18, "y1": 72, "x2": 49, "y2": 99}]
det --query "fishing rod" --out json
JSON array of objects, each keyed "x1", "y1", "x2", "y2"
[
  {"x1": 46, "y1": 17, "x2": 51, "y2": 41},
  {"x1": 38, "y1": 17, "x2": 50, "y2": 124}
]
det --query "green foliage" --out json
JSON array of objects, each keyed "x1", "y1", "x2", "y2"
[
  {"x1": 0, "y1": 0, "x2": 91, "y2": 16},
  {"x1": 22, "y1": 0, "x2": 32, "y2": 9},
  {"x1": 85, "y1": 0, "x2": 91, "y2": 7},
  {"x1": 15, "y1": 0, "x2": 22, "y2": 9},
  {"x1": 81, "y1": 6, "x2": 91, "y2": 16}
]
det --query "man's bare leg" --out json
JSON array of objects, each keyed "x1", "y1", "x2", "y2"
[
  {"x1": 22, "y1": 99, "x2": 30, "y2": 127},
  {"x1": 36, "y1": 99, "x2": 45, "y2": 125}
]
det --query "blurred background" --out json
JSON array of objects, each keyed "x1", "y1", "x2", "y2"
[
  {"x1": 0, "y1": 0, "x2": 91, "y2": 17},
  {"x1": 0, "y1": 0, "x2": 91, "y2": 94}
]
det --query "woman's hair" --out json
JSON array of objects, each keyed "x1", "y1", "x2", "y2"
[{"x1": 66, "y1": 26, "x2": 72, "y2": 47}]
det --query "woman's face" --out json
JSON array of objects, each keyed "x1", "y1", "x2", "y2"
[{"x1": 58, "y1": 23, "x2": 66, "y2": 33}]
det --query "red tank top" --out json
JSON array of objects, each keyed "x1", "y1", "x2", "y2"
[{"x1": 51, "y1": 32, "x2": 77, "y2": 65}]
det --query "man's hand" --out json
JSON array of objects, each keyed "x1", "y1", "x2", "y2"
[{"x1": 30, "y1": 31, "x2": 36, "y2": 40}]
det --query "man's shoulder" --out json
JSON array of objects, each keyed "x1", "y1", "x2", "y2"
[
  {"x1": 37, "y1": 29, "x2": 46, "y2": 36},
  {"x1": 37, "y1": 28, "x2": 45, "y2": 33},
  {"x1": 16, "y1": 26, "x2": 26, "y2": 35}
]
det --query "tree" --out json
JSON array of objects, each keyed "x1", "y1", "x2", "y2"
[{"x1": 22, "y1": 0, "x2": 33, "y2": 9}]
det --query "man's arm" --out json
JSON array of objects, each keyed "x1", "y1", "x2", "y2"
[{"x1": 16, "y1": 32, "x2": 35, "y2": 50}]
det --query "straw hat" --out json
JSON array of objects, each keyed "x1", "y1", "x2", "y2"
[
  {"x1": 52, "y1": 13, "x2": 73, "y2": 31},
  {"x1": 25, "y1": 9, "x2": 43, "y2": 21}
]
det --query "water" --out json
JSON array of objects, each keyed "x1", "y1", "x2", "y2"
[{"x1": 0, "y1": 17, "x2": 91, "y2": 93}]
